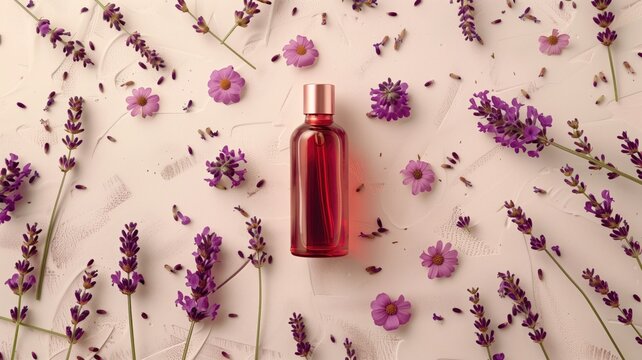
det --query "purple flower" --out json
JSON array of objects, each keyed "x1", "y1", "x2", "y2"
[
  {"x1": 538, "y1": 29, "x2": 570, "y2": 56},
  {"x1": 420, "y1": 240, "x2": 459, "y2": 279},
  {"x1": 597, "y1": 27, "x2": 617, "y2": 46},
  {"x1": 456, "y1": 0, "x2": 482, "y2": 44},
  {"x1": 497, "y1": 271, "x2": 547, "y2": 344},
  {"x1": 234, "y1": 0, "x2": 263, "y2": 27},
  {"x1": 592, "y1": 0, "x2": 612, "y2": 11},
  {"x1": 5, "y1": 224, "x2": 41, "y2": 322},
  {"x1": 469, "y1": 91, "x2": 552, "y2": 158},
  {"x1": 493, "y1": 354, "x2": 505, "y2": 360},
  {"x1": 126, "y1": 87, "x2": 160, "y2": 118},
  {"x1": 468, "y1": 287, "x2": 497, "y2": 351},
  {"x1": 282, "y1": 35, "x2": 319, "y2": 68},
  {"x1": 111, "y1": 223, "x2": 144, "y2": 295},
  {"x1": 175, "y1": 0, "x2": 189, "y2": 12},
  {"x1": 102, "y1": 3, "x2": 126, "y2": 31},
  {"x1": 617, "y1": 131, "x2": 642, "y2": 180},
  {"x1": 1, "y1": 153, "x2": 32, "y2": 224},
  {"x1": 594, "y1": 11, "x2": 615, "y2": 28},
  {"x1": 175, "y1": 227, "x2": 222, "y2": 323},
  {"x1": 193, "y1": 16, "x2": 209, "y2": 34},
  {"x1": 58, "y1": 97, "x2": 84, "y2": 173},
  {"x1": 125, "y1": 32, "x2": 166, "y2": 71},
  {"x1": 456, "y1": 215, "x2": 471, "y2": 230},
  {"x1": 369, "y1": 78, "x2": 411, "y2": 121},
  {"x1": 351, "y1": 0, "x2": 377, "y2": 11},
  {"x1": 36, "y1": 19, "x2": 50, "y2": 36},
  {"x1": 207, "y1": 66, "x2": 245, "y2": 105},
  {"x1": 65, "y1": 265, "x2": 97, "y2": 345},
  {"x1": 240, "y1": 217, "x2": 273, "y2": 268},
  {"x1": 344, "y1": 338, "x2": 357, "y2": 360},
  {"x1": 205, "y1": 146, "x2": 248, "y2": 188},
  {"x1": 370, "y1": 293, "x2": 411, "y2": 331},
  {"x1": 288, "y1": 313, "x2": 311, "y2": 357},
  {"x1": 33, "y1": 18, "x2": 94, "y2": 66},
  {"x1": 400, "y1": 159, "x2": 435, "y2": 195},
  {"x1": 560, "y1": 165, "x2": 642, "y2": 263}
]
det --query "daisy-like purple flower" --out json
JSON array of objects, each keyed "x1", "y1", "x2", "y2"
[
  {"x1": 456, "y1": 0, "x2": 482, "y2": 44},
  {"x1": 538, "y1": 29, "x2": 570, "y2": 55},
  {"x1": 1, "y1": 153, "x2": 32, "y2": 224},
  {"x1": 205, "y1": 146, "x2": 248, "y2": 188},
  {"x1": 370, "y1": 293, "x2": 411, "y2": 331},
  {"x1": 64, "y1": 263, "x2": 98, "y2": 353},
  {"x1": 288, "y1": 312, "x2": 311, "y2": 357},
  {"x1": 207, "y1": 66, "x2": 245, "y2": 105},
  {"x1": 469, "y1": 91, "x2": 552, "y2": 158},
  {"x1": 400, "y1": 159, "x2": 435, "y2": 195},
  {"x1": 369, "y1": 78, "x2": 411, "y2": 121},
  {"x1": 420, "y1": 240, "x2": 459, "y2": 279},
  {"x1": 282, "y1": 35, "x2": 319, "y2": 68},
  {"x1": 126, "y1": 87, "x2": 160, "y2": 118},
  {"x1": 102, "y1": 3, "x2": 126, "y2": 31}
]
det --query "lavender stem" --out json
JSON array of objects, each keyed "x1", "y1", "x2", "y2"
[
  {"x1": 0, "y1": 316, "x2": 66, "y2": 338},
  {"x1": 127, "y1": 292, "x2": 137, "y2": 360},
  {"x1": 13, "y1": 0, "x2": 39, "y2": 21},
  {"x1": 486, "y1": 347, "x2": 492, "y2": 360},
  {"x1": 221, "y1": 24, "x2": 238, "y2": 43},
  {"x1": 181, "y1": 321, "x2": 195, "y2": 360},
  {"x1": 538, "y1": 343, "x2": 550, "y2": 360},
  {"x1": 217, "y1": 259, "x2": 251, "y2": 291},
  {"x1": 64, "y1": 302, "x2": 85, "y2": 360},
  {"x1": 9, "y1": 293, "x2": 23, "y2": 360},
  {"x1": 254, "y1": 266, "x2": 263, "y2": 360},
  {"x1": 607, "y1": 45, "x2": 619, "y2": 102}
]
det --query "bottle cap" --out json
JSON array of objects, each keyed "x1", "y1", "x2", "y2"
[{"x1": 303, "y1": 84, "x2": 334, "y2": 114}]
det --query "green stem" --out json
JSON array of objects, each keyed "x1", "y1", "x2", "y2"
[
  {"x1": 216, "y1": 259, "x2": 250, "y2": 291},
  {"x1": 10, "y1": 294, "x2": 23, "y2": 360},
  {"x1": 181, "y1": 321, "x2": 196, "y2": 360},
  {"x1": 485, "y1": 346, "x2": 492, "y2": 360},
  {"x1": 543, "y1": 249, "x2": 626, "y2": 360},
  {"x1": 221, "y1": 25, "x2": 238, "y2": 43},
  {"x1": 0, "y1": 315, "x2": 66, "y2": 338},
  {"x1": 538, "y1": 343, "x2": 551, "y2": 360},
  {"x1": 185, "y1": 11, "x2": 256, "y2": 70},
  {"x1": 254, "y1": 266, "x2": 263, "y2": 360},
  {"x1": 127, "y1": 293, "x2": 137, "y2": 360},
  {"x1": 547, "y1": 141, "x2": 642, "y2": 186},
  {"x1": 13, "y1": 0, "x2": 40, "y2": 21},
  {"x1": 607, "y1": 45, "x2": 619, "y2": 102}
]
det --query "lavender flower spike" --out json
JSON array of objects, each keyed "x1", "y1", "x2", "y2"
[
  {"x1": 617, "y1": 131, "x2": 642, "y2": 180},
  {"x1": 560, "y1": 165, "x2": 642, "y2": 270},
  {"x1": 288, "y1": 313, "x2": 311, "y2": 357},
  {"x1": 468, "y1": 287, "x2": 500, "y2": 359},
  {"x1": 111, "y1": 223, "x2": 144, "y2": 360},
  {"x1": 223, "y1": 0, "x2": 270, "y2": 43},
  {"x1": 591, "y1": 0, "x2": 619, "y2": 101},
  {"x1": 205, "y1": 146, "x2": 248, "y2": 189},
  {"x1": 344, "y1": 338, "x2": 357, "y2": 360},
  {"x1": 64, "y1": 263, "x2": 98, "y2": 360},
  {"x1": 582, "y1": 268, "x2": 642, "y2": 344},
  {"x1": 1, "y1": 153, "x2": 32, "y2": 224},
  {"x1": 456, "y1": 0, "x2": 483, "y2": 44},
  {"x1": 6, "y1": 223, "x2": 41, "y2": 360},
  {"x1": 176, "y1": 227, "x2": 222, "y2": 360},
  {"x1": 504, "y1": 200, "x2": 626, "y2": 359}
]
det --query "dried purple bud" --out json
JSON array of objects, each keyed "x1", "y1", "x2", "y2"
[
  {"x1": 183, "y1": 100, "x2": 193, "y2": 112},
  {"x1": 459, "y1": 176, "x2": 473, "y2": 187},
  {"x1": 164, "y1": 264, "x2": 175, "y2": 273},
  {"x1": 205, "y1": 127, "x2": 217, "y2": 138},
  {"x1": 537, "y1": 268, "x2": 543, "y2": 280},
  {"x1": 291, "y1": 7, "x2": 297, "y2": 15},
  {"x1": 138, "y1": 62, "x2": 147, "y2": 70},
  {"x1": 96, "y1": 309, "x2": 107, "y2": 315},
  {"x1": 98, "y1": 83, "x2": 104, "y2": 93},
  {"x1": 449, "y1": 73, "x2": 462, "y2": 80},
  {"x1": 321, "y1": 12, "x2": 327, "y2": 25},
  {"x1": 44, "y1": 142, "x2": 50, "y2": 153},
  {"x1": 121, "y1": 81, "x2": 135, "y2": 87},
  {"x1": 222, "y1": 351, "x2": 231, "y2": 359},
  {"x1": 63, "y1": 71, "x2": 69, "y2": 80},
  {"x1": 173, "y1": 264, "x2": 183, "y2": 271},
  {"x1": 270, "y1": 54, "x2": 280, "y2": 62},
  {"x1": 157, "y1": 76, "x2": 165, "y2": 85},
  {"x1": 623, "y1": 61, "x2": 635, "y2": 75},
  {"x1": 432, "y1": 313, "x2": 444, "y2": 321},
  {"x1": 424, "y1": 80, "x2": 434, "y2": 87},
  {"x1": 89, "y1": 41, "x2": 95, "y2": 51},
  {"x1": 256, "y1": 179, "x2": 265, "y2": 188},
  {"x1": 75, "y1": 185, "x2": 87, "y2": 190},
  {"x1": 599, "y1": 72, "x2": 608, "y2": 83},
  {"x1": 593, "y1": 75, "x2": 599, "y2": 87},
  {"x1": 234, "y1": 205, "x2": 250, "y2": 218},
  {"x1": 634, "y1": 294, "x2": 641, "y2": 302},
  {"x1": 365, "y1": 265, "x2": 382, "y2": 274},
  {"x1": 31, "y1": 352, "x2": 37, "y2": 359},
  {"x1": 387, "y1": 11, "x2": 398, "y2": 16},
  {"x1": 17, "y1": 102, "x2": 26, "y2": 109},
  {"x1": 188, "y1": 146, "x2": 194, "y2": 155},
  {"x1": 87, "y1": 258, "x2": 95, "y2": 267},
  {"x1": 356, "y1": 183, "x2": 365, "y2": 192},
  {"x1": 330, "y1": 334, "x2": 336, "y2": 343},
  {"x1": 89, "y1": 347, "x2": 99, "y2": 352},
  {"x1": 172, "y1": 69, "x2": 177, "y2": 80},
  {"x1": 81, "y1": 7, "x2": 89, "y2": 13},
  {"x1": 414, "y1": 0, "x2": 422, "y2": 6},
  {"x1": 538, "y1": 67, "x2": 546, "y2": 77},
  {"x1": 228, "y1": 313, "x2": 239, "y2": 318},
  {"x1": 491, "y1": 19, "x2": 502, "y2": 24},
  {"x1": 452, "y1": 307, "x2": 463, "y2": 314},
  {"x1": 107, "y1": 135, "x2": 116, "y2": 143},
  {"x1": 533, "y1": 186, "x2": 547, "y2": 194},
  {"x1": 141, "y1": 312, "x2": 148, "y2": 319}
]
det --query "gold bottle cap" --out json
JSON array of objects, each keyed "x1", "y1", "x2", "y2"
[{"x1": 303, "y1": 84, "x2": 334, "y2": 115}]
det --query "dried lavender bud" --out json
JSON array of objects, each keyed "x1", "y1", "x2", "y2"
[
  {"x1": 330, "y1": 334, "x2": 336, "y2": 343},
  {"x1": 87, "y1": 258, "x2": 95, "y2": 267},
  {"x1": 593, "y1": 75, "x2": 599, "y2": 87},
  {"x1": 234, "y1": 205, "x2": 250, "y2": 217},
  {"x1": 222, "y1": 351, "x2": 231, "y2": 359},
  {"x1": 183, "y1": 100, "x2": 193, "y2": 112},
  {"x1": 452, "y1": 307, "x2": 463, "y2": 314},
  {"x1": 80, "y1": 7, "x2": 89, "y2": 13},
  {"x1": 449, "y1": 73, "x2": 462, "y2": 80},
  {"x1": 365, "y1": 265, "x2": 382, "y2": 274},
  {"x1": 291, "y1": 7, "x2": 297, "y2": 15},
  {"x1": 89, "y1": 41, "x2": 95, "y2": 51},
  {"x1": 414, "y1": 0, "x2": 422, "y2": 5},
  {"x1": 44, "y1": 143, "x2": 50, "y2": 154},
  {"x1": 75, "y1": 185, "x2": 87, "y2": 190},
  {"x1": 271, "y1": 54, "x2": 280, "y2": 62},
  {"x1": 447, "y1": 156, "x2": 457, "y2": 165},
  {"x1": 197, "y1": 129, "x2": 207, "y2": 140},
  {"x1": 28, "y1": 171, "x2": 40, "y2": 184},
  {"x1": 16, "y1": 102, "x2": 26, "y2": 109},
  {"x1": 639, "y1": 52, "x2": 642, "y2": 58},
  {"x1": 634, "y1": 294, "x2": 641, "y2": 302},
  {"x1": 537, "y1": 268, "x2": 543, "y2": 280},
  {"x1": 559, "y1": 1, "x2": 563, "y2": 10},
  {"x1": 441, "y1": 164, "x2": 453, "y2": 169},
  {"x1": 107, "y1": 135, "x2": 116, "y2": 143},
  {"x1": 98, "y1": 83, "x2": 104, "y2": 93},
  {"x1": 89, "y1": 347, "x2": 99, "y2": 352},
  {"x1": 256, "y1": 179, "x2": 265, "y2": 188},
  {"x1": 491, "y1": 19, "x2": 502, "y2": 24},
  {"x1": 138, "y1": 62, "x2": 147, "y2": 70},
  {"x1": 424, "y1": 80, "x2": 434, "y2": 87},
  {"x1": 205, "y1": 127, "x2": 217, "y2": 138},
  {"x1": 452, "y1": 152, "x2": 460, "y2": 161},
  {"x1": 521, "y1": 89, "x2": 530, "y2": 99},
  {"x1": 599, "y1": 71, "x2": 608, "y2": 83},
  {"x1": 63, "y1": 71, "x2": 69, "y2": 80},
  {"x1": 96, "y1": 309, "x2": 107, "y2": 315},
  {"x1": 433, "y1": 313, "x2": 444, "y2": 321},
  {"x1": 228, "y1": 313, "x2": 239, "y2": 318},
  {"x1": 164, "y1": 264, "x2": 175, "y2": 273},
  {"x1": 157, "y1": 76, "x2": 165, "y2": 85},
  {"x1": 356, "y1": 183, "x2": 365, "y2": 192},
  {"x1": 173, "y1": 264, "x2": 183, "y2": 271},
  {"x1": 459, "y1": 176, "x2": 473, "y2": 187},
  {"x1": 623, "y1": 61, "x2": 635, "y2": 75},
  {"x1": 141, "y1": 312, "x2": 148, "y2": 319},
  {"x1": 538, "y1": 67, "x2": 546, "y2": 77},
  {"x1": 120, "y1": 81, "x2": 135, "y2": 87},
  {"x1": 595, "y1": 95, "x2": 605, "y2": 105},
  {"x1": 387, "y1": 11, "x2": 398, "y2": 16},
  {"x1": 321, "y1": 12, "x2": 327, "y2": 25},
  {"x1": 40, "y1": 119, "x2": 51, "y2": 131},
  {"x1": 188, "y1": 146, "x2": 193, "y2": 155},
  {"x1": 533, "y1": 186, "x2": 547, "y2": 194},
  {"x1": 172, "y1": 69, "x2": 177, "y2": 80},
  {"x1": 394, "y1": 29, "x2": 406, "y2": 50}
]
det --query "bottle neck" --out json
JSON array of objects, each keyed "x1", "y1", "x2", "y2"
[{"x1": 305, "y1": 114, "x2": 333, "y2": 126}]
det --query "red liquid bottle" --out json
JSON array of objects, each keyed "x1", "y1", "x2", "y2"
[{"x1": 291, "y1": 84, "x2": 348, "y2": 257}]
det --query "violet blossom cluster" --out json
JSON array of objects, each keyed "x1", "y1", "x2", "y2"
[
  {"x1": 5, "y1": 224, "x2": 41, "y2": 322},
  {"x1": 111, "y1": 223, "x2": 144, "y2": 295},
  {"x1": 592, "y1": 0, "x2": 617, "y2": 46},
  {"x1": 617, "y1": 131, "x2": 642, "y2": 180},
  {"x1": 560, "y1": 165, "x2": 641, "y2": 264},
  {"x1": 241, "y1": 217, "x2": 273, "y2": 268},
  {"x1": 497, "y1": 271, "x2": 547, "y2": 345},
  {"x1": 35, "y1": 19, "x2": 93, "y2": 67},
  {"x1": 288, "y1": 312, "x2": 311, "y2": 357},
  {"x1": 205, "y1": 146, "x2": 248, "y2": 189},
  {"x1": 566, "y1": 118, "x2": 618, "y2": 179},
  {"x1": 468, "y1": 287, "x2": 503, "y2": 358},
  {"x1": 369, "y1": 78, "x2": 411, "y2": 121},
  {"x1": 1, "y1": 154, "x2": 32, "y2": 224},
  {"x1": 456, "y1": 0, "x2": 482, "y2": 44},
  {"x1": 344, "y1": 338, "x2": 357, "y2": 360},
  {"x1": 234, "y1": 0, "x2": 270, "y2": 28},
  {"x1": 59, "y1": 97, "x2": 85, "y2": 173},
  {"x1": 469, "y1": 91, "x2": 552, "y2": 158},
  {"x1": 582, "y1": 269, "x2": 641, "y2": 344},
  {"x1": 66, "y1": 265, "x2": 98, "y2": 345},
  {"x1": 175, "y1": 227, "x2": 222, "y2": 323},
  {"x1": 351, "y1": 0, "x2": 377, "y2": 11}
]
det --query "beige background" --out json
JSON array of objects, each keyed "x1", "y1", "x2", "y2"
[{"x1": 1, "y1": 0, "x2": 642, "y2": 359}]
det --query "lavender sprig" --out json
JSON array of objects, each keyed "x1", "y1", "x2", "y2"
[
  {"x1": 111, "y1": 223, "x2": 144, "y2": 360},
  {"x1": 560, "y1": 165, "x2": 642, "y2": 270},
  {"x1": 468, "y1": 91, "x2": 642, "y2": 186},
  {"x1": 1, "y1": 154, "x2": 32, "y2": 224},
  {"x1": 456, "y1": 0, "x2": 483, "y2": 44},
  {"x1": 566, "y1": 119, "x2": 618, "y2": 179},
  {"x1": 174, "y1": 0, "x2": 256, "y2": 69},
  {"x1": 176, "y1": 227, "x2": 222, "y2": 360},
  {"x1": 350, "y1": 0, "x2": 377, "y2": 11},
  {"x1": 288, "y1": 313, "x2": 311, "y2": 358},
  {"x1": 36, "y1": 97, "x2": 85, "y2": 300},
  {"x1": 205, "y1": 146, "x2": 248, "y2": 189},
  {"x1": 344, "y1": 338, "x2": 357, "y2": 360},
  {"x1": 497, "y1": 272, "x2": 549, "y2": 359},
  {"x1": 468, "y1": 287, "x2": 501, "y2": 360},
  {"x1": 64, "y1": 263, "x2": 98, "y2": 360},
  {"x1": 504, "y1": 201, "x2": 626, "y2": 359},
  {"x1": 592, "y1": 0, "x2": 619, "y2": 101},
  {"x1": 6, "y1": 223, "x2": 41, "y2": 360},
  {"x1": 617, "y1": 131, "x2": 642, "y2": 180},
  {"x1": 221, "y1": 0, "x2": 271, "y2": 43},
  {"x1": 582, "y1": 268, "x2": 642, "y2": 344},
  {"x1": 14, "y1": 1, "x2": 94, "y2": 67}
]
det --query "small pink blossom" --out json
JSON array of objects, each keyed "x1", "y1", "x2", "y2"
[
  {"x1": 401, "y1": 159, "x2": 435, "y2": 195},
  {"x1": 126, "y1": 87, "x2": 160, "y2": 118},
  {"x1": 370, "y1": 293, "x2": 411, "y2": 331},
  {"x1": 208, "y1": 66, "x2": 245, "y2": 105},
  {"x1": 420, "y1": 240, "x2": 459, "y2": 279},
  {"x1": 538, "y1": 29, "x2": 570, "y2": 55},
  {"x1": 282, "y1": 35, "x2": 319, "y2": 68}
]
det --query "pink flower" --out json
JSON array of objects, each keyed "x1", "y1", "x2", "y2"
[
  {"x1": 400, "y1": 160, "x2": 435, "y2": 195},
  {"x1": 126, "y1": 87, "x2": 160, "y2": 118},
  {"x1": 370, "y1": 293, "x2": 411, "y2": 331},
  {"x1": 538, "y1": 29, "x2": 570, "y2": 55},
  {"x1": 208, "y1": 66, "x2": 245, "y2": 105},
  {"x1": 420, "y1": 240, "x2": 459, "y2": 279},
  {"x1": 282, "y1": 35, "x2": 319, "y2": 68}
]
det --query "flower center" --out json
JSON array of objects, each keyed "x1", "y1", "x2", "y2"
[
  {"x1": 136, "y1": 96, "x2": 148, "y2": 106},
  {"x1": 412, "y1": 169, "x2": 423, "y2": 179},
  {"x1": 385, "y1": 303, "x2": 398, "y2": 315},
  {"x1": 296, "y1": 45, "x2": 307, "y2": 55},
  {"x1": 432, "y1": 254, "x2": 445, "y2": 265},
  {"x1": 547, "y1": 35, "x2": 558, "y2": 45},
  {"x1": 220, "y1": 78, "x2": 232, "y2": 90}
]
